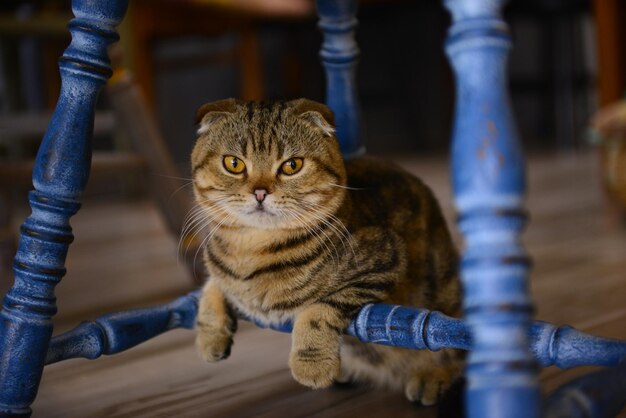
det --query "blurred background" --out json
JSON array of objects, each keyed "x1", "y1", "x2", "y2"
[
  {"x1": 1, "y1": 0, "x2": 625, "y2": 319},
  {"x1": 2, "y1": 0, "x2": 622, "y2": 159},
  {"x1": 1, "y1": 1, "x2": 626, "y2": 415},
  {"x1": 1, "y1": 0, "x2": 626, "y2": 318}
]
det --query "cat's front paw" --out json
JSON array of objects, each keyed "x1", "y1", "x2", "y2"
[
  {"x1": 289, "y1": 346, "x2": 340, "y2": 389},
  {"x1": 195, "y1": 324, "x2": 233, "y2": 362},
  {"x1": 404, "y1": 367, "x2": 454, "y2": 406}
]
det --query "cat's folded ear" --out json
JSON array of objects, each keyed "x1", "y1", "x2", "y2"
[
  {"x1": 289, "y1": 99, "x2": 336, "y2": 137},
  {"x1": 196, "y1": 98, "x2": 242, "y2": 134}
]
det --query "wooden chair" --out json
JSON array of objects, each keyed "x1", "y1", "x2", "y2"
[
  {"x1": 1, "y1": 1, "x2": 625, "y2": 417},
  {"x1": 122, "y1": 0, "x2": 314, "y2": 106}
]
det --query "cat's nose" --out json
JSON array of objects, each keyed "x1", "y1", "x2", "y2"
[{"x1": 254, "y1": 189, "x2": 268, "y2": 203}]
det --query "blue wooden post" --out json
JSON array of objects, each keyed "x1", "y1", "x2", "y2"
[
  {"x1": 316, "y1": 0, "x2": 364, "y2": 158},
  {"x1": 45, "y1": 291, "x2": 200, "y2": 365},
  {"x1": 443, "y1": 1, "x2": 540, "y2": 417},
  {"x1": 39, "y1": 293, "x2": 626, "y2": 369},
  {"x1": 0, "y1": 1, "x2": 127, "y2": 415}
]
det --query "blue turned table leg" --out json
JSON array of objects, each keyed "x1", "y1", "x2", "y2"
[
  {"x1": 0, "y1": 1, "x2": 127, "y2": 416},
  {"x1": 316, "y1": 0, "x2": 364, "y2": 159},
  {"x1": 443, "y1": 1, "x2": 540, "y2": 417}
]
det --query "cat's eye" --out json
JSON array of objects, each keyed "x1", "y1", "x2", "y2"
[
  {"x1": 280, "y1": 158, "x2": 304, "y2": 176},
  {"x1": 223, "y1": 155, "x2": 246, "y2": 174}
]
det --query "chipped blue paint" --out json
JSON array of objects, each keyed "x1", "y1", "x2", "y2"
[{"x1": 316, "y1": 0, "x2": 364, "y2": 159}]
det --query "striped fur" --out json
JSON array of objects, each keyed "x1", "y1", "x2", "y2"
[{"x1": 191, "y1": 99, "x2": 463, "y2": 405}]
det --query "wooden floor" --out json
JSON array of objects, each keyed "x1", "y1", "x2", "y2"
[{"x1": 3, "y1": 152, "x2": 626, "y2": 417}]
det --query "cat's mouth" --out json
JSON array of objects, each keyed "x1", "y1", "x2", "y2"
[{"x1": 247, "y1": 205, "x2": 275, "y2": 216}]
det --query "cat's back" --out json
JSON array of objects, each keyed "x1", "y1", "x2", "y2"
[
  {"x1": 342, "y1": 157, "x2": 459, "y2": 310},
  {"x1": 342, "y1": 157, "x2": 445, "y2": 232}
]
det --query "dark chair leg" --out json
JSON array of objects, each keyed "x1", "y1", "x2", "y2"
[{"x1": 0, "y1": 1, "x2": 128, "y2": 415}]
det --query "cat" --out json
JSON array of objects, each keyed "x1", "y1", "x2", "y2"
[{"x1": 190, "y1": 98, "x2": 463, "y2": 405}]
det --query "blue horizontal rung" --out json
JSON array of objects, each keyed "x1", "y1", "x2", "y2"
[{"x1": 46, "y1": 290, "x2": 626, "y2": 372}]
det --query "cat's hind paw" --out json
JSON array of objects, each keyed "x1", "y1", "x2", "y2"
[
  {"x1": 404, "y1": 368, "x2": 453, "y2": 406},
  {"x1": 289, "y1": 347, "x2": 340, "y2": 389}
]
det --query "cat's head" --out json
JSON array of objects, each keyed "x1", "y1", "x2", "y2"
[{"x1": 191, "y1": 98, "x2": 347, "y2": 230}]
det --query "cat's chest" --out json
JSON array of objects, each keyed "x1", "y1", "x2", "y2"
[
  {"x1": 207, "y1": 230, "x2": 329, "y2": 322},
  {"x1": 211, "y1": 257, "x2": 304, "y2": 326},
  {"x1": 211, "y1": 232, "x2": 274, "y2": 274}
]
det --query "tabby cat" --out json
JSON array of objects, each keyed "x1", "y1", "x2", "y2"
[{"x1": 191, "y1": 98, "x2": 463, "y2": 405}]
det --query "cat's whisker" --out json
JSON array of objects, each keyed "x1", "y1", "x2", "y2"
[
  {"x1": 327, "y1": 183, "x2": 365, "y2": 191},
  {"x1": 180, "y1": 210, "x2": 214, "y2": 249},
  {"x1": 285, "y1": 196, "x2": 343, "y2": 237},
  {"x1": 284, "y1": 206, "x2": 339, "y2": 267},
  {"x1": 179, "y1": 199, "x2": 227, "y2": 239},
  {"x1": 192, "y1": 212, "x2": 233, "y2": 281},
  {"x1": 287, "y1": 202, "x2": 346, "y2": 266},
  {"x1": 178, "y1": 205, "x2": 208, "y2": 261},
  {"x1": 169, "y1": 181, "x2": 194, "y2": 200},
  {"x1": 181, "y1": 197, "x2": 227, "y2": 223},
  {"x1": 152, "y1": 173, "x2": 195, "y2": 182},
  {"x1": 313, "y1": 214, "x2": 356, "y2": 263},
  {"x1": 185, "y1": 214, "x2": 220, "y2": 270},
  {"x1": 178, "y1": 199, "x2": 231, "y2": 263},
  {"x1": 178, "y1": 215, "x2": 217, "y2": 267},
  {"x1": 300, "y1": 199, "x2": 355, "y2": 245},
  {"x1": 293, "y1": 199, "x2": 358, "y2": 263},
  {"x1": 181, "y1": 205, "x2": 227, "y2": 248}
]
